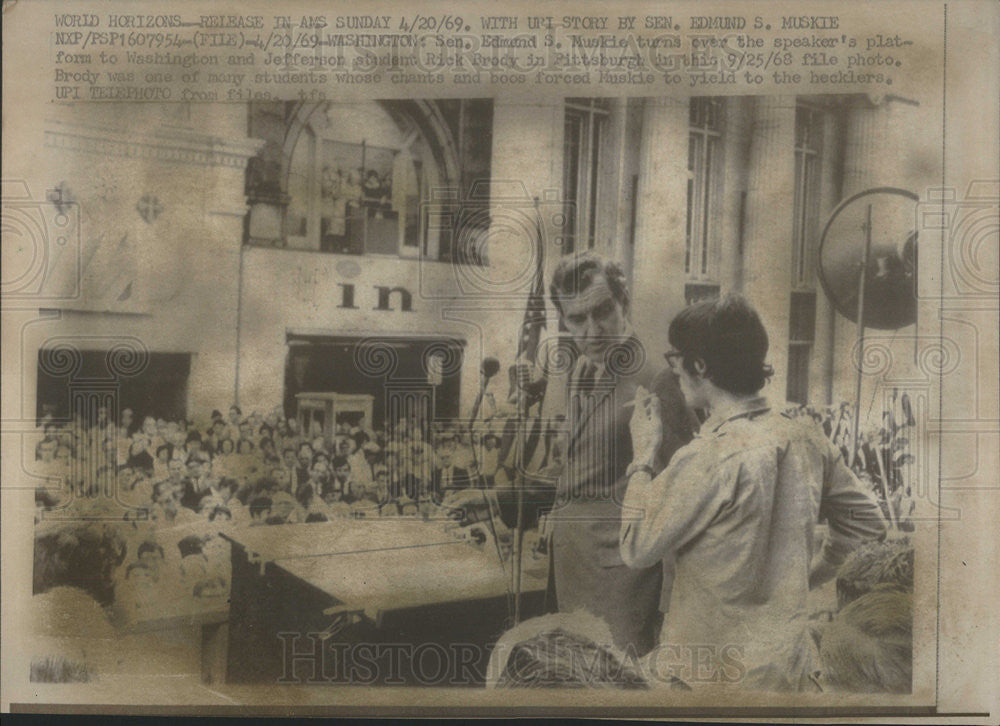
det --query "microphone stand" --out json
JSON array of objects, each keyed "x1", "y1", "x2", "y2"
[
  {"x1": 511, "y1": 365, "x2": 529, "y2": 624},
  {"x1": 467, "y1": 367, "x2": 512, "y2": 615},
  {"x1": 467, "y1": 364, "x2": 499, "y2": 484},
  {"x1": 468, "y1": 370, "x2": 490, "y2": 443}
]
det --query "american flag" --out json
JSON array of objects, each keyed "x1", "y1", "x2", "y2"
[
  {"x1": 499, "y1": 201, "x2": 550, "y2": 473},
  {"x1": 518, "y1": 207, "x2": 547, "y2": 376}
]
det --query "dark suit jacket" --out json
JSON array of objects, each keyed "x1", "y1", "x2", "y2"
[
  {"x1": 549, "y1": 337, "x2": 696, "y2": 654},
  {"x1": 294, "y1": 466, "x2": 310, "y2": 488},
  {"x1": 180, "y1": 475, "x2": 220, "y2": 511}
]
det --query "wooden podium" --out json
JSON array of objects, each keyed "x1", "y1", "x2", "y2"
[{"x1": 222, "y1": 520, "x2": 547, "y2": 685}]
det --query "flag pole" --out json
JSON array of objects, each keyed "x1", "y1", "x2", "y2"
[
  {"x1": 512, "y1": 197, "x2": 545, "y2": 624},
  {"x1": 849, "y1": 203, "x2": 873, "y2": 470}
]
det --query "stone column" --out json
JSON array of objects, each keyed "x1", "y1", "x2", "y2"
[
  {"x1": 718, "y1": 97, "x2": 752, "y2": 295},
  {"x1": 741, "y1": 97, "x2": 797, "y2": 403},
  {"x1": 810, "y1": 109, "x2": 842, "y2": 405},
  {"x1": 631, "y1": 97, "x2": 689, "y2": 359}
]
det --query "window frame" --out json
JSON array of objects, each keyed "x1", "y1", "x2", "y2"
[
  {"x1": 685, "y1": 97, "x2": 725, "y2": 281},
  {"x1": 791, "y1": 103, "x2": 824, "y2": 290},
  {"x1": 564, "y1": 98, "x2": 611, "y2": 253},
  {"x1": 786, "y1": 289, "x2": 818, "y2": 405}
]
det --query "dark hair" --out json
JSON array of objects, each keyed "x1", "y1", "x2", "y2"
[
  {"x1": 126, "y1": 450, "x2": 155, "y2": 478},
  {"x1": 33, "y1": 524, "x2": 128, "y2": 606},
  {"x1": 177, "y1": 535, "x2": 205, "y2": 558},
  {"x1": 297, "y1": 442, "x2": 313, "y2": 455},
  {"x1": 208, "y1": 506, "x2": 232, "y2": 522},
  {"x1": 185, "y1": 431, "x2": 202, "y2": 444},
  {"x1": 331, "y1": 455, "x2": 350, "y2": 470},
  {"x1": 667, "y1": 294, "x2": 774, "y2": 395},
  {"x1": 249, "y1": 496, "x2": 272, "y2": 519},
  {"x1": 35, "y1": 488, "x2": 60, "y2": 509},
  {"x1": 152, "y1": 480, "x2": 176, "y2": 503},
  {"x1": 305, "y1": 511, "x2": 329, "y2": 523},
  {"x1": 217, "y1": 438, "x2": 235, "y2": 454},
  {"x1": 549, "y1": 252, "x2": 630, "y2": 317},
  {"x1": 155, "y1": 444, "x2": 173, "y2": 459},
  {"x1": 230, "y1": 405, "x2": 242, "y2": 415},
  {"x1": 137, "y1": 540, "x2": 164, "y2": 559},
  {"x1": 259, "y1": 474, "x2": 281, "y2": 489}
]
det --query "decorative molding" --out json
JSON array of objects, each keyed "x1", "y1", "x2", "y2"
[{"x1": 44, "y1": 118, "x2": 265, "y2": 169}]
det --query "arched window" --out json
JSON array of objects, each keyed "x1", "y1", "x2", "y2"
[{"x1": 283, "y1": 102, "x2": 446, "y2": 259}]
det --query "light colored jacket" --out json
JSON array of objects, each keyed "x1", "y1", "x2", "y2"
[{"x1": 621, "y1": 396, "x2": 887, "y2": 688}]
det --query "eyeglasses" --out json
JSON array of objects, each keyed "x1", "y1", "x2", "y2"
[{"x1": 663, "y1": 351, "x2": 684, "y2": 371}]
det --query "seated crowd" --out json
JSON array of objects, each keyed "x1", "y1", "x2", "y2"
[
  {"x1": 34, "y1": 403, "x2": 511, "y2": 525},
  {"x1": 31, "y1": 402, "x2": 514, "y2": 629}
]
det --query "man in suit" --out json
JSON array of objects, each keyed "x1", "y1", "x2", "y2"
[
  {"x1": 429, "y1": 434, "x2": 474, "y2": 503},
  {"x1": 180, "y1": 450, "x2": 220, "y2": 511},
  {"x1": 321, "y1": 455, "x2": 353, "y2": 502},
  {"x1": 280, "y1": 446, "x2": 299, "y2": 492},
  {"x1": 294, "y1": 442, "x2": 313, "y2": 489},
  {"x1": 546, "y1": 252, "x2": 695, "y2": 656}
]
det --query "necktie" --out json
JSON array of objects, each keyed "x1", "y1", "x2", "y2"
[
  {"x1": 574, "y1": 359, "x2": 599, "y2": 423},
  {"x1": 578, "y1": 359, "x2": 598, "y2": 392}
]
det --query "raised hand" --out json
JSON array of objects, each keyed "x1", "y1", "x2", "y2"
[{"x1": 628, "y1": 384, "x2": 662, "y2": 469}]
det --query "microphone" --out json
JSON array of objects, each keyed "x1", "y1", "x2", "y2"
[
  {"x1": 470, "y1": 357, "x2": 501, "y2": 430},
  {"x1": 481, "y1": 357, "x2": 500, "y2": 380}
]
